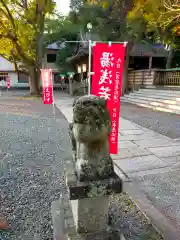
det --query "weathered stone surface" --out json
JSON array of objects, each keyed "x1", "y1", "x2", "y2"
[
  {"x1": 120, "y1": 102, "x2": 180, "y2": 139},
  {"x1": 69, "y1": 95, "x2": 114, "y2": 181},
  {"x1": 134, "y1": 138, "x2": 179, "y2": 148},
  {"x1": 112, "y1": 146, "x2": 151, "y2": 160},
  {"x1": 51, "y1": 199, "x2": 67, "y2": 240},
  {"x1": 149, "y1": 145, "x2": 180, "y2": 157},
  {"x1": 117, "y1": 133, "x2": 167, "y2": 141},
  {"x1": 161, "y1": 156, "x2": 180, "y2": 164},
  {"x1": 71, "y1": 196, "x2": 109, "y2": 233},
  {"x1": 68, "y1": 230, "x2": 123, "y2": 240},
  {"x1": 120, "y1": 129, "x2": 145, "y2": 135},
  {"x1": 117, "y1": 141, "x2": 138, "y2": 149},
  {"x1": 130, "y1": 165, "x2": 180, "y2": 229},
  {"x1": 118, "y1": 118, "x2": 140, "y2": 130},
  {"x1": 114, "y1": 155, "x2": 170, "y2": 174},
  {"x1": 66, "y1": 94, "x2": 125, "y2": 239},
  {"x1": 66, "y1": 171, "x2": 122, "y2": 200},
  {"x1": 51, "y1": 194, "x2": 126, "y2": 240},
  {"x1": 113, "y1": 164, "x2": 130, "y2": 182}
]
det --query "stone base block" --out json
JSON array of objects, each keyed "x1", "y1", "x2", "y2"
[
  {"x1": 68, "y1": 230, "x2": 125, "y2": 240},
  {"x1": 71, "y1": 196, "x2": 109, "y2": 233},
  {"x1": 66, "y1": 171, "x2": 123, "y2": 200},
  {"x1": 51, "y1": 197, "x2": 126, "y2": 240}
]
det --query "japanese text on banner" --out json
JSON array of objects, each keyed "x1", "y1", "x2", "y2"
[
  {"x1": 91, "y1": 43, "x2": 126, "y2": 154},
  {"x1": 6, "y1": 76, "x2": 10, "y2": 89},
  {"x1": 41, "y1": 69, "x2": 53, "y2": 105}
]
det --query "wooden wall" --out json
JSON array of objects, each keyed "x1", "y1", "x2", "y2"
[{"x1": 128, "y1": 69, "x2": 155, "y2": 91}]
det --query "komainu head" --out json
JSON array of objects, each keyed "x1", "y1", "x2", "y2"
[{"x1": 72, "y1": 95, "x2": 111, "y2": 143}]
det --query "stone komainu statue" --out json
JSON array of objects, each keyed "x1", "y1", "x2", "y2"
[{"x1": 69, "y1": 95, "x2": 114, "y2": 181}]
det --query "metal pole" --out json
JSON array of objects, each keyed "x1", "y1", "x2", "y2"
[
  {"x1": 88, "y1": 30, "x2": 91, "y2": 95},
  {"x1": 64, "y1": 40, "x2": 125, "y2": 44},
  {"x1": 51, "y1": 69, "x2": 55, "y2": 117},
  {"x1": 6, "y1": 76, "x2": 8, "y2": 93}
]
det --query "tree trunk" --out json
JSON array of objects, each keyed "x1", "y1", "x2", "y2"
[
  {"x1": 28, "y1": 66, "x2": 40, "y2": 95},
  {"x1": 122, "y1": 41, "x2": 134, "y2": 96},
  {"x1": 69, "y1": 78, "x2": 73, "y2": 96},
  {"x1": 166, "y1": 48, "x2": 173, "y2": 69}
]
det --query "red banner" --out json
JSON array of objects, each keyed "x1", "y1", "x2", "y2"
[
  {"x1": 91, "y1": 43, "x2": 126, "y2": 154},
  {"x1": 6, "y1": 76, "x2": 10, "y2": 89},
  {"x1": 41, "y1": 69, "x2": 53, "y2": 104}
]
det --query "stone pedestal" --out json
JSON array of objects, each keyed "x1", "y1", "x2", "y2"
[
  {"x1": 52, "y1": 95, "x2": 125, "y2": 239},
  {"x1": 65, "y1": 169, "x2": 122, "y2": 239},
  {"x1": 71, "y1": 196, "x2": 109, "y2": 233}
]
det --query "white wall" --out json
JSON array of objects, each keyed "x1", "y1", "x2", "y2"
[
  {"x1": 0, "y1": 57, "x2": 28, "y2": 87},
  {"x1": 0, "y1": 72, "x2": 20, "y2": 87},
  {"x1": 0, "y1": 56, "x2": 15, "y2": 71},
  {"x1": 0, "y1": 55, "x2": 60, "y2": 88},
  {"x1": 45, "y1": 62, "x2": 59, "y2": 72}
]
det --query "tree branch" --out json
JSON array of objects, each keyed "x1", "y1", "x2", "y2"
[{"x1": 0, "y1": 0, "x2": 16, "y2": 29}]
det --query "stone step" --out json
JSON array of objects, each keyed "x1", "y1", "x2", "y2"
[
  {"x1": 122, "y1": 88, "x2": 180, "y2": 114},
  {"x1": 126, "y1": 93, "x2": 180, "y2": 106},
  {"x1": 141, "y1": 85, "x2": 180, "y2": 91},
  {"x1": 138, "y1": 89, "x2": 180, "y2": 96},
  {"x1": 136, "y1": 91, "x2": 180, "y2": 99},
  {"x1": 121, "y1": 97, "x2": 180, "y2": 115}
]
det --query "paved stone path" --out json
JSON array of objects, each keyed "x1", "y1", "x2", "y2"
[
  {"x1": 0, "y1": 95, "x2": 71, "y2": 239},
  {"x1": 120, "y1": 102, "x2": 180, "y2": 139}
]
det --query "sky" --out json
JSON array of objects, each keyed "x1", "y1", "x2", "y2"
[{"x1": 55, "y1": 0, "x2": 70, "y2": 15}]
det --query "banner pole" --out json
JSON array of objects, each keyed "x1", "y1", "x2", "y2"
[
  {"x1": 64, "y1": 40, "x2": 126, "y2": 43},
  {"x1": 51, "y1": 69, "x2": 55, "y2": 118},
  {"x1": 88, "y1": 39, "x2": 92, "y2": 95}
]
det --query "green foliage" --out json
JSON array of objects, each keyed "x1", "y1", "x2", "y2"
[
  {"x1": 43, "y1": 16, "x2": 80, "y2": 71},
  {"x1": 53, "y1": 0, "x2": 180, "y2": 73},
  {"x1": 83, "y1": 0, "x2": 150, "y2": 43},
  {"x1": 70, "y1": 0, "x2": 84, "y2": 11},
  {"x1": 44, "y1": 17, "x2": 80, "y2": 46},
  {"x1": 68, "y1": 2, "x2": 133, "y2": 42},
  {"x1": 0, "y1": 0, "x2": 56, "y2": 70},
  {"x1": 56, "y1": 33, "x2": 78, "y2": 72},
  {"x1": 128, "y1": 0, "x2": 180, "y2": 47}
]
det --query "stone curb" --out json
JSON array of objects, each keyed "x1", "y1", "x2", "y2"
[
  {"x1": 51, "y1": 198, "x2": 68, "y2": 240},
  {"x1": 123, "y1": 181, "x2": 180, "y2": 240}
]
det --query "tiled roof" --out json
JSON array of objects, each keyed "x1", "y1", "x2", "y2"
[{"x1": 47, "y1": 42, "x2": 65, "y2": 50}]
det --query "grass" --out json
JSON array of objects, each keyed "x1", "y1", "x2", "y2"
[{"x1": 15, "y1": 94, "x2": 42, "y2": 100}]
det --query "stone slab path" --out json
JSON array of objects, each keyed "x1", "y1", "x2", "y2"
[{"x1": 120, "y1": 102, "x2": 180, "y2": 140}]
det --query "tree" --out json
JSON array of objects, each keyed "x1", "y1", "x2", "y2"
[
  {"x1": 43, "y1": 15, "x2": 81, "y2": 72},
  {"x1": 162, "y1": 0, "x2": 180, "y2": 27},
  {"x1": 70, "y1": 0, "x2": 84, "y2": 11},
  {"x1": 0, "y1": 0, "x2": 56, "y2": 95},
  {"x1": 56, "y1": 33, "x2": 78, "y2": 73},
  {"x1": 128, "y1": 0, "x2": 180, "y2": 30},
  {"x1": 86, "y1": 0, "x2": 149, "y2": 94},
  {"x1": 46, "y1": 2, "x2": 113, "y2": 73},
  {"x1": 128, "y1": 0, "x2": 180, "y2": 68}
]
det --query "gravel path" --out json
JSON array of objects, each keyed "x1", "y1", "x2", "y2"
[
  {"x1": 0, "y1": 99, "x2": 71, "y2": 239},
  {"x1": 109, "y1": 193, "x2": 163, "y2": 240},
  {"x1": 121, "y1": 102, "x2": 180, "y2": 139}
]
